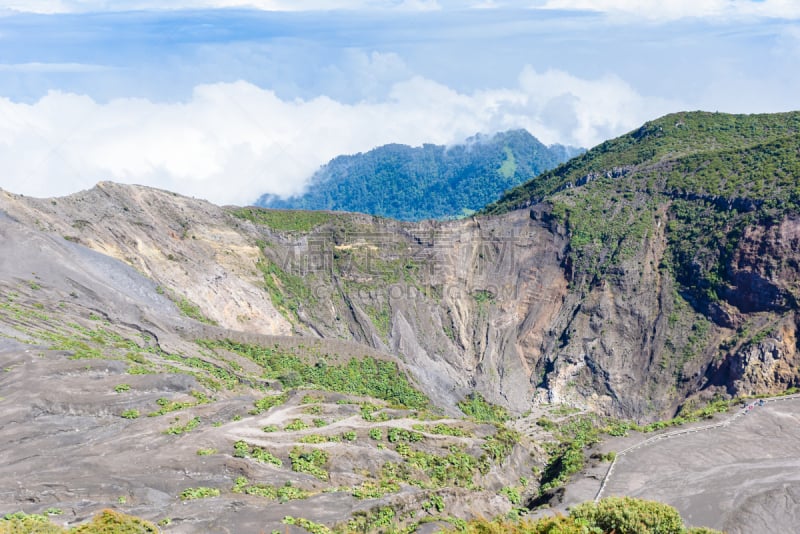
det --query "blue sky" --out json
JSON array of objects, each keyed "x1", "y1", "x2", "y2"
[{"x1": 0, "y1": 0, "x2": 798, "y2": 204}]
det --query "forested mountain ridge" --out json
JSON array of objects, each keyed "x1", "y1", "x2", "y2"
[
  {"x1": 485, "y1": 110, "x2": 800, "y2": 320},
  {"x1": 257, "y1": 129, "x2": 582, "y2": 221}
]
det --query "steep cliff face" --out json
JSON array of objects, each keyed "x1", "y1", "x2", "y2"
[
  {"x1": 0, "y1": 184, "x2": 789, "y2": 423},
  {"x1": 3, "y1": 112, "x2": 799, "y2": 423}
]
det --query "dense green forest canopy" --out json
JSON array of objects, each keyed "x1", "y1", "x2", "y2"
[
  {"x1": 485, "y1": 111, "x2": 800, "y2": 214},
  {"x1": 257, "y1": 129, "x2": 582, "y2": 221}
]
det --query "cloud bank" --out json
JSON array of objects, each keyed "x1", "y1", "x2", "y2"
[
  {"x1": 540, "y1": 0, "x2": 800, "y2": 20},
  {"x1": 5, "y1": 0, "x2": 800, "y2": 18},
  {"x1": 0, "y1": 0, "x2": 446, "y2": 14},
  {"x1": 0, "y1": 67, "x2": 677, "y2": 205}
]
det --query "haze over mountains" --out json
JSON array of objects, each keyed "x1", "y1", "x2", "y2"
[
  {"x1": 257, "y1": 129, "x2": 583, "y2": 221},
  {"x1": 1, "y1": 111, "x2": 800, "y2": 532}
]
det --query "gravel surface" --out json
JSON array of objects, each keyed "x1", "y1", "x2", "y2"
[{"x1": 601, "y1": 397, "x2": 800, "y2": 532}]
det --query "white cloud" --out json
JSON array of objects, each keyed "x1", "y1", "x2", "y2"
[
  {"x1": 0, "y1": 68, "x2": 677, "y2": 205},
  {"x1": 0, "y1": 0, "x2": 442, "y2": 13},
  {"x1": 538, "y1": 0, "x2": 800, "y2": 20},
  {"x1": 5, "y1": 0, "x2": 798, "y2": 17}
]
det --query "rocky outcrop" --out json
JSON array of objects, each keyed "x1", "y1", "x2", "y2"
[
  {"x1": 0, "y1": 182, "x2": 292, "y2": 336},
  {"x1": 723, "y1": 217, "x2": 800, "y2": 313}
]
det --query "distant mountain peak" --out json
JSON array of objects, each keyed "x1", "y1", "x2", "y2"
[{"x1": 255, "y1": 129, "x2": 583, "y2": 221}]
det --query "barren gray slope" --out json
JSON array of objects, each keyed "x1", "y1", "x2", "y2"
[
  {"x1": 602, "y1": 397, "x2": 800, "y2": 533},
  {"x1": 0, "y1": 211, "x2": 530, "y2": 532}
]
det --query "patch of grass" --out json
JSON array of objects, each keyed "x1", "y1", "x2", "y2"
[
  {"x1": 163, "y1": 352, "x2": 240, "y2": 390},
  {"x1": 196, "y1": 448, "x2": 217, "y2": 456},
  {"x1": 301, "y1": 394, "x2": 324, "y2": 404},
  {"x1": 175, "y1": 297, "x2": 217, "y2": 325},
  {"x1": 351, "y1": 480, "x2": 401, "y2": 500},
  {"x1": 361, "y1": 403, "x2": 391, "y2": 422},
  {"x1": 303, "y1": 404, "x2": 323, "y2": 415},
  {"x1": 256, "y1": 258, "x2": 315, "y2": 323},
  {"x1": 127, "y1": 365, "x2": 154, "y2": 375},
  {"x1": 114, "y1": 384, "x2": 131, "y2": 393},
  {"x1": 364, "y1": 304, "x2": 391, "y2": 340},
  {"x1": 165, "y1": 416, "x2": 201, "y2": 435},
  {"x1": 282, "y1": 516, "x2": 332, "y2": 534},
  {"x1": 148, "y1": 391, "x2": 209, "y2": 417},
  {"x1": 201, "y1": 339, "x2": 428, "y2": 409},
  {"x1": 231, "y1": 207, "x2": 332, "y2": 232},
  {"x1": 233, "y1": 477, "x2": 310, "y2": 502},
  {"x1": 344, "y1": 506, "x2": 397, "y2": 533},
  {"x1": 539, "y1": 443, "x2": 585, "y2": 493},
  {"x1": 120, "y1": 409, "x2": 140, "y2": 419},
  {"x1": 395, "y1": 444, "x2": 481, "y2": 489},
  {"x1": 412, "y1": 423, "x2": 471, "y2": 437},
  {"x1": 499, "y1": 486, "x2": 522, "y2": 505},
  {"x1": 179, "y1": 487, "x2": 220, "y2": 500}
]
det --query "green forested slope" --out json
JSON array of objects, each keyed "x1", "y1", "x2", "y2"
[
  {"x1": 485, "y1": 111, "x2": 800, "y2": 214},
  {"x1": 257, "y1": 129, "x2": 581, "y2": 221},
  {"x1": 485, "y1": 111, "x2": 800, "y2": 313}
]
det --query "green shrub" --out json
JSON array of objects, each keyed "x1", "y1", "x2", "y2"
[
  {"x1": 285, "y1": 419, "x2": 309, "y2": 431},
  {"x1": 439, "y1": 496, "x2": 722, "y2": 533},
  {"x1": 500, "y1": 486, "x2": 521, "y2": 505},
  {"x1": 0, "y1": 509, "x2": 160, "y2": 533},
  {"x1": 121, "y1": 409, "x2": 140, "y2": 419},
  {"x1": 232, "y1": 440, "x2": 282, "y2": 466},
  {"x1": 570, "y1": 496, "x2": 685, "y2": 534},
  {"x1": 165, "y1": 416, "x2": 201, "y2": 435},
  {"x1": 387, "y1": 427, "x2": 423, "y2": 443},
  {"x1": 482, "y1": 426, "x2": 520, "y2": 462},
  {"x1": 458, "y1": 393, "x2": 509, "y2": 423},
  {"x1": 250, "y1": 393, "x2": 288, "y2": 415},
  {"x1": 539, "y1": 443, "x2": 584, "y2": 493},
  {"x1": 289, "y1": 447, "x2": 329, "y2": 480},
  {"x1": 422, "y1": 493, "x2": 445, "y2": 513}
]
